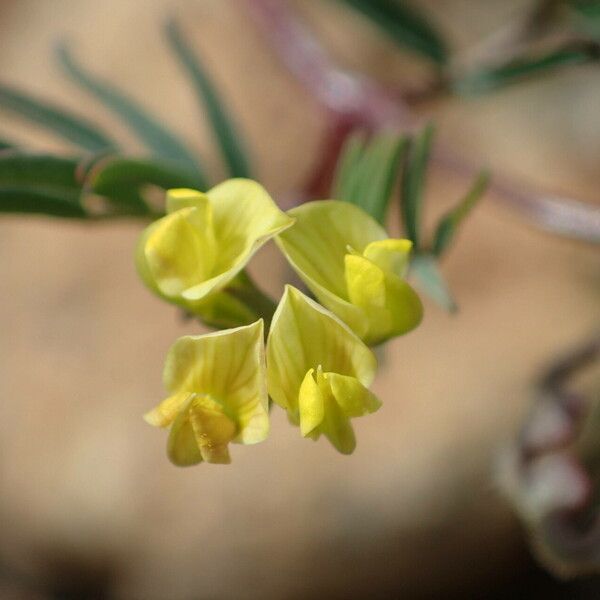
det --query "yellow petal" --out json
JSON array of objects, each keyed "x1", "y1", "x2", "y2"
[
  {"x1": 362, "y1": 239, "x2": 412, "y2": 278},
  {"x1": 327, "y1": 372, "x2": 381, "y2": 417},
  {"x1": 275, "y1": 200, "x2": 385, "y2": 337},
  {"x1": 142, "y1": 206, "x2": 215, "y2": 297},
  {"x1": 167, "y1": 396, "x2": 203, "y2": 467},
  {"x1": 345, "y1": 254, "x2": 423, "y2": 345},
  {"x1": 143, "y1": 391, "x2": 191, "y2": 428},
  {"x1": 166, "y1": 188, "x2": 210, "y2": 214},
  {"x1": 267, "y1": 286, "x2": 377, "y2": 418},
  {"x1": 298, "y1": 368, "x2": 325, "y2": 437},
  {"x1": 181, "y1": 179, "x2": 295, "y2": 302},
  {"x1": 189, "y1": 395, "x2": 237, "y2": 464},
  {"x1": 162, "y1": 320, "x2": 269, "y2": 445},
  {"x1": 319, "y1": 396, "x2": 356, "y2": 455}
]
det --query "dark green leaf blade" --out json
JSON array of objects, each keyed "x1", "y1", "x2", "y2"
[
  {"x1": 410, "y1": 253, "x2": 457, "y2": 312},
  {"x1": 334, "y1": 0, "x2": 447, "y2": 65},
  {"x1": 454, "y1": 47, "x2": 595, "y2": 95},
  {"x1": 354, "y1": 134, "x2": 407, "y2": 224},
  {"x1": 0, "y1": 188, "x2": 85, "y2": 218},
  {"x1": 332, "y1": 131, "x2": 366, "y2": 202},
  {"x1": 55, "y1": 42, "x2": 207, "y2": 187},
  {"x1": 165, "y1": 19, "x2": 252, "y2": 178},
  {"x1": 400, "y1": 123, "x2": 434, "y2": 248},
  {"x1": 433, "y1": 170, "x2": 489, "y2": 256},
  {"x1": 0, "y1": 152, "x2": 80, "y2": 191},
  {"x1": 87, "y1": 156, "x2": 204, "y2": 215},
  {"x1": 0, "y1": 82, "x2": 118, "y2": 152}
]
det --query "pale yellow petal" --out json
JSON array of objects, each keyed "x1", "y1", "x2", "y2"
[
  {"x1": 298, "y1": 369, "x2": 325, "y2": 437},
  {"x1": 266, "y1": 286, "x2": 377, "y2": 416},
  {"x1": 143, "y1": 391, "x2": 191, "y2": 428},
  {"x1": 362, "y1": 239, "x2": 412, "y2": 277},
  {"x1": 166, "y1": 188, "x2": 210, "y2": 214},
  {"x1": 167, "y1": 397, "x2": 203, "y2": 467},
  {"x1": 345, "y1": 255, "x2": 423, "y2": 345},
  {"x1": 320, "y1": 397, "x2": 356, "y2": 455},
  {"x1": 189, "y1": 396, "x2": 237, "y2": 464},
  {"x1": 162, "y1": 320, "x2": 269, "y2": 445},
  {"x1": 143, "y1": 207, "x2": 215, "y2": 297},
  {"x1": 327, "y1": 372, "x2": 382, "y2": 417}
]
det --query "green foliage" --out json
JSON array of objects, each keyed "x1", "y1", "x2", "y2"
[
  {"x1": 0, "y1": 82, "x2": 118, "y2": 153},
  {"x1": 56, "y1": 42, "x2": 205, "y2": 185},
  {"x1": 165, "y1": 19, "x2": 252, "y2": 178},
  {"x1": 0, "y1": 188, "x2": 86, "y2": 218},
  {"x1": 88, "y1": 156, "x2": 204, "y2": 215},
  {"x1": 454, "y1": 46, "x2": 597, "y2": 95},
  {"x1": 332, "y1": 131, "x2": 407, "y2": 224},
  {"x1": 334, "y1": 0, "x2": 447, "y2": 65},
  {"x1": 400, "y1": 123, "x2": 433, "y2": 249},
  {"x1": 433, "y1": 171, "x2": 489, "y2": 256},
  {"x1": 410, "y1": 253, "x2": 457, "y2": 313}
]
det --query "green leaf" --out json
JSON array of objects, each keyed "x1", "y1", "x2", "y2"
[
  {"x1": 164, "y1": 19, "x2": 252, "y2": 178},
  {"x1": 454, "y1": 47, "x2": 595, "y2": 95},
  {"x1": 0, "y1": 82, "x2": 118, "y2": 152},
  {"x1": 569, "y1": 0, "x2": 600, "y2": 39},
  {"x1": 332, "y1": 131, "x2": 366, "y2": 201},
  {"x1": 0, "y1": 187, "x2": 86, "y2": 218},
  {"x1": 55, "y1": 42, "x2": 206, "y2": 185},
  {"x1": 333, "y1": 132, "x2": 407, "y2": 224},
  {"x1": 400, "y1": 123, "x2": 434, "y2": 248},
  {"x1": 87, "y1": 156, "x2": 204, "y2": 214},
  {"x1": 433, "y1": 170, "x2": 489, "y2": 256},
  {"x1": 410, "y1": 253, "x2": 456, "y2": 312},
  {"x1": 0, "y1": 137, "x2": 16, "y2": 150},
  {"x1": 0, "y1": 152, "x2": 81, "y2": 191},
  {"x1": 334, "y1": 0, "x2": 447, "y2": 65}
]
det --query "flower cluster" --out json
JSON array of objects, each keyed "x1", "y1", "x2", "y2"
[{"x1": 138, "y1": 179, "x2": 422, "y2": 465}]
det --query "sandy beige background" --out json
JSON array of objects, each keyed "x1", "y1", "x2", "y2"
[{"x1": 0, "y1": 1, "x2": 598, "y2": 598}]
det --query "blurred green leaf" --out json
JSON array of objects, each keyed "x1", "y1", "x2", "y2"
[
  {"x1": 332, "y1": 131, "x2": 366, "y2": 202},
  {"x1": 0, "y1": 82, "x2": 118, "y2": 152},
  {"x1": 333, "y1": 132, "x2": 407, "y2": 224},
  {"x1": 0, "y1": 152, "x2": 80, "y2": 191},
  {"x1": 0, "y1": 188, "x2": 86, "y2": 218},
  {"x1": 165, "y1": 19, "x2": 252, "y2": 178},
  {"x1": 56, "y1": 42, "x2": 206, "y2": 186},
  {"x1": 569, "y1": 0, "x2": 600, "y2": 38},
  {"x1": 433, "y1": 170, "x2": 489, "y2": 256},
  {"x1": 400, "y1": 123, "x2": 434, "y2": 248},
  {"x1": 454, "y1": 46, "x2": 596, "y2": 95},
  {"x1": 410, "y1": 253, "x2": 457, "y2": 312},
  {"x1": 0, "y1": 138, "x2": 16, "y2": 150},
  {"x1": 87, "y1": 156, "x2": 203, "y2": 214},
  {"x1": 334, "y1": 0, "x2": 447, "y2": 65}
]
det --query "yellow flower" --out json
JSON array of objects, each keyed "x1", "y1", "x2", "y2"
[
  {"x1": 136, "y1": 179, "x2": 294, "y2": 327},
  {"x1": 267, "y1": 286, "x2": 380, "y2": 454},
  {"x1": 275, "y1": 200, "x2": 423, "y2": 345},
  {"x1": 144, "y1": 320, "x2": 269, "y2": 465}
]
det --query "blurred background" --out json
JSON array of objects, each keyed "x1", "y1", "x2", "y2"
[{"x1": 0, "y1": 0, "x2": 598, "y2": 598}]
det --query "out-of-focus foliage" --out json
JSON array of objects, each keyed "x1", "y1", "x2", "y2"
[
  {"x1": 333, "y1": 0, "x2": 447, "y2": 65},
  {"x1": 0, "y1": 20, "x2": 252, "y2": 219}
]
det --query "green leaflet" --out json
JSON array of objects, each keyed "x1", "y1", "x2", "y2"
[
  {"x1": 87, "y1": 156, "x2": 206, "y2": 215},
  {"x1": 0, "y1": 82, "x2": 117, "y2": 153},
  {"x1": 400, "y1": 123, "x2": 434, "y2": 249},
  {"x1": 433, "y1": 170, "x2": 489, "y2": 256},
  {"x1": 410, "y1": 253, "x2": 456, "y2": 313},
  {"x1": 56, "y1": 42, "x2": 206, "y2": 186},
  {"x1": 0, "y1": 188, "x2": 85, "y2": 218},
  {"x1": 333, "y1": 132, "x2": 407, "y2": 225},
  {"x1": 334, "y1": 0, "x2": 447, "y2": 65},
  {"x1": 454, "y1": 47, "x2": 595, "y2": 95},
  {"x1": 164, "y1": 19, "x2": 252, "y2": 178}
]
